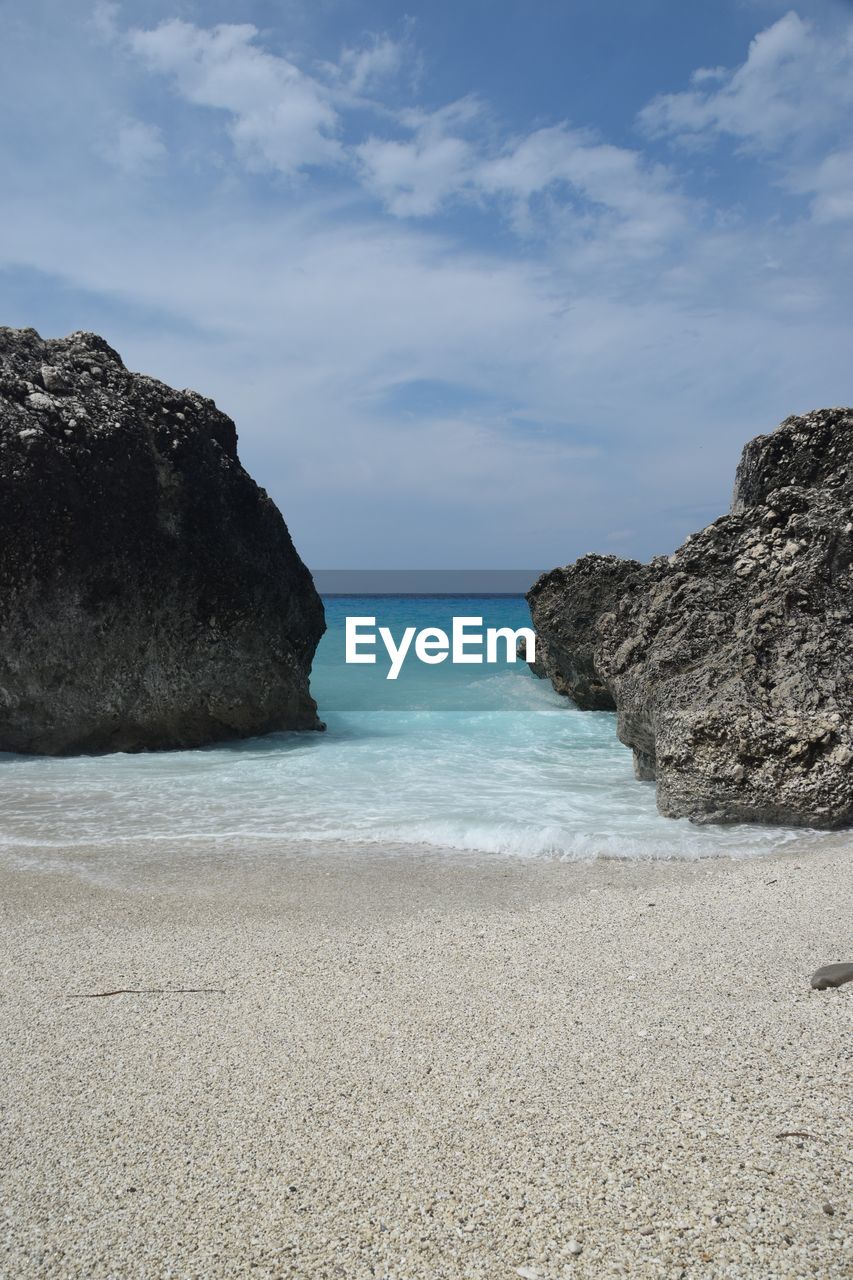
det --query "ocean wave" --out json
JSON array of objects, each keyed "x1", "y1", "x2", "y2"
[{"x1": 0, "y1": 598, "x2": 838, "y2": 869}]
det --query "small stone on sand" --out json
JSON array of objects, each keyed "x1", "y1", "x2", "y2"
[{"x1": 810, "y1": 962, "x2": 853, "y2": 990}]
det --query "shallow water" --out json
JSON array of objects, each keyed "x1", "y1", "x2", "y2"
[{"x1": 0, "y1": 596, "x2": 839, "y2": 865}]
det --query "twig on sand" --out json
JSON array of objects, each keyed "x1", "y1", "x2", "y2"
[
  {"x1": 68, "y1": 988, "x2": 226, "y2": 999},
  {"x1": 775, "y1": 1131, "x2": 820, "y2": 1140}
]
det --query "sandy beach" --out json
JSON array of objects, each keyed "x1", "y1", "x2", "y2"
[{"x1": 0, "y1": 844, "x2": 850, "y2": 1279}]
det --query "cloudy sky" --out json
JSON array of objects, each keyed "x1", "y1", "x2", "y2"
[{"x1": 2, "y1": 0, "x2": 852, "y2": 568}]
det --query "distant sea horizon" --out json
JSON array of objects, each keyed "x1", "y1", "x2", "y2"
[{"x1": 311, "y1": 569, "x2": 545, "y2": 596}]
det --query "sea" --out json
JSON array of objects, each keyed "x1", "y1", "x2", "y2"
[{"x1": 0, "y1": 593, "x2": 839, "y2": 874}]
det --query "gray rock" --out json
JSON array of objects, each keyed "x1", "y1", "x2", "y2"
[
  {"x1": 517, "y1": 636, "x2": 546, "y2": 678},
  {"x1": 526, "y1": 556, "x2": 646, "y2": 711},
  {"x1": 810, "y1": 963, "x2": 853, "y2": 990},
  {"x1": 528, "y1": 408, "x2": 853, "y2": 826},
  {"x1": 0, "y1": 327, "x2": 325, "y2": 755}
]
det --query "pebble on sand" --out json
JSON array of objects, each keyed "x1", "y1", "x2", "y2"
[{"x1": 810, "y1": 962, "x2": 853, "y2": 989}]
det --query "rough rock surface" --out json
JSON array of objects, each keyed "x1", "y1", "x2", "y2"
[
  {"x1": 528, "y1": 408, "x2": 853, "y2": 827},
  {"x1": 526, "y1": 557, "x2": 646, "y2": 711},
  {"x1": 0, "y1": 327, "x2": 325, "y2": 754}
]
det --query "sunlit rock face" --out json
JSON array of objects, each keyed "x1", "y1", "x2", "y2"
[
  {"x1": 0, "y1": 327, "x2": 325, "y2": 755},
  {"x1": 529, "y1": 408, "x2": 853, "y2": 828}
]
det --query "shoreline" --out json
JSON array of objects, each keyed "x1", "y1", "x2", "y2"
[
  {"x1": 0, "y1": 818, "x2": 847, "y2": 884},
  {"x1": 1, "y1": 844, "x2": 850, "y2": 1277}
]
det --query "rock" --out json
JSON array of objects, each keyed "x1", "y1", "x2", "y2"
[
  {"x1": 0, "y1": 326, "x2": 325, "y2": 754},
  {"x1": 517, "y1": 636, "x2": 546, "y2": 678},
  {"x1": 528, "y1": 408, "x2": 853, "y2": 826},
  {"x1": 810, "y1": 963, "x2": 853, "y2": 990},
  {"x1": 526, "y1": 556, "x2": 646, "y2": 710}
]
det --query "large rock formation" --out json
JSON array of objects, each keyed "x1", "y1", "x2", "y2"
[
  {"x1": 0, "y1": 327, "x2": 325, "y2": 754},
  {"x1": 526, "y1": 556, "x2": 645, "y2": 711},
  {"x1": 528, "y1": 408, "x2": 853, "y2": 828}
]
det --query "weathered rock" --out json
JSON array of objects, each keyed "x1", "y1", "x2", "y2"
[
  {"x1": 528, "y1": 408, "x2": 853, "y2": 827},
  {"x1": 526, "y1": 556, "x2": 646, "y2": 711},
  {"x1": 0, "y1": 327, "x2": 325, "y2": 754}
]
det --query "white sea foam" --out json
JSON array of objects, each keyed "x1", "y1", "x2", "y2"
[
  {"x1": 0, "y1": 704, "x2": 834, "y2": 866},
  {"x1": 0, "y1": 597, "x2": 839, "y2": 870}
]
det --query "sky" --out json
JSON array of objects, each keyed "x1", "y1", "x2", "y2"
[{"x1": 1, "y1": 0, "x2": 852, "y2": 569}]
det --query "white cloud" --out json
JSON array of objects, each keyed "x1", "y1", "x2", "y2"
[
  {"x1": 356, "y1": 132, "x2": 473, "y2": 216},
  {"x1": 2, "y1": 4, "x2": 853, "y2": 565},
  {"x1": 639, "y1": 10, "x2": 853, "y2": 223},
  {"x1": 805, "y1": 147, "x2": 853, "y2": 223},
  {"x1": 128, "y1": 20, "x2": 343, "y2": 175},
  {"x1": 478, "y1": 125, "x2": 690, "y2": 248},
  {"x1": 6, "y1": 153, "x2": 846, "y2": 562},
  {"x1": 90, "y1": 0, "x2": 119, "y2": 42},
  {"x1": 640, "y1": 10, "x2": 853, "y2": 156},
  {"x1": 125, "y1": 16, "x2": 692, "y2": 245},
  {"x1": 357, "y1": 108, "x2": 692, "y2": 250},
  {"x1": 124, "y1": 16, "x2": 691, "y2": 245},
  {"x1": 340, "y1": 35, "x2": 403, "y2": 93},
  {"x1": 100, "y1": 117, "x2": 166, "y2": 176},
  {"x1": 355, "y1": 97, "x2": 482, "y2": 216}
]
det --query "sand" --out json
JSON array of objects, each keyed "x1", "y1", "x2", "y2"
[{"x1": 0, "y1": 843, "x2": 850, "y2": 1279}]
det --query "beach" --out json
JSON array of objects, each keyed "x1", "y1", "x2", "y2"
[
  {"x1": 1, "y1": 844, "x2": 850, "y2": 1279},
  {"x1": 5, "y1": 4, "x2": 853, "y2": 1279}
]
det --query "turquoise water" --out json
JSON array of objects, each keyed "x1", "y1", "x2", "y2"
[{"x1": 0, "y1": 595, "x2": 836, "y2": 862}]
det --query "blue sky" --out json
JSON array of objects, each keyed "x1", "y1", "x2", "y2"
[{"x1": 2, "y1": 0, "x2": 852, "y2": 567}]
